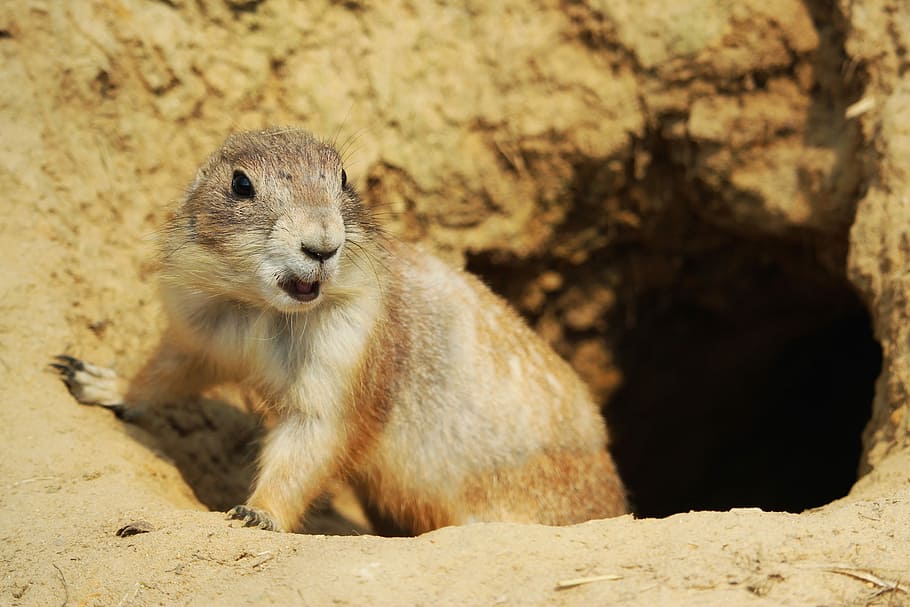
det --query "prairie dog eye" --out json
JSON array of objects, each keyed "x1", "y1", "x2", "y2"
[
  {"x1": 341, "y1": 168, "x2": 347, "y2": 188},
  {"x1": 231, "y1": 171, "x2": 254, "y2": 198}
]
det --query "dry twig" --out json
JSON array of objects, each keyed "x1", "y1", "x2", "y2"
[{"x1": 52, "y1": 563, "x2": 68, "y2": 607}]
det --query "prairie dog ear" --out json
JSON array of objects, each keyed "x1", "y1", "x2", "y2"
[
  {"x1": 190, "y1": 164, "x2": 211, "y2": 190},
  {"x1": 188, "y1": 153, "x2": 222, "y2": 192}
]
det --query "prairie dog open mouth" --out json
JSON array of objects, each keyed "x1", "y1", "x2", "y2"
[{"x1": 279, "y1": 277, "x2": 320, "y2": 302}]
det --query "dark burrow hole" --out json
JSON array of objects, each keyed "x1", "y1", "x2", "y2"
[
  {"x1": 466, "y1": 172, "x2": 882, "y2": 519},
  {"x1": 468, "y1": 235, "x2": 881, "y2": 518},
  {"x1": 605, "y1": 268, "x2": 881, "y2": 517}
]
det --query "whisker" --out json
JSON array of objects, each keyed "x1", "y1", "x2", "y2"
[
  {"x1": 344, "y1": 241, "x2": 389, "y2": 297},
  {"x1": 331, "y1": 105, "x2": 355, "y2": 149}
]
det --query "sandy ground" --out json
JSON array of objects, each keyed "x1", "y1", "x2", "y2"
[{"x1": 3, "y1": 1, "x2": 910, "y2": 605}]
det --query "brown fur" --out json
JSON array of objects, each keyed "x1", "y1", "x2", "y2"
[{"x1": 60, "y1": 127, "x2": 628, "y2": 534}]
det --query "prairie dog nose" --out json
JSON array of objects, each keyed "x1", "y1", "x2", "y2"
[
  {"x1": 293, "y1": 210, "x2": 345, "y2": 263},
  {"x1": 301, "y1": 243, "x2": 339, "y2": 261}
]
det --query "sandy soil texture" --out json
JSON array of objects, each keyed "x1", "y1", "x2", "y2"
[{"x1": 2, "y1": 1, "x2": 910, "y2": 605}]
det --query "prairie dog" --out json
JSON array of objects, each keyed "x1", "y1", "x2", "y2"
[{"x1": 55, "y1": 127, "x2": 627, "y2": 534}]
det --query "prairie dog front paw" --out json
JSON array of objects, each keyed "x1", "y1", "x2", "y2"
[
  {"x1": 51, "y1": 355, "x2": 125, "y2": 409},
  {"x1": 227, "y1": 505, "x2": 280, "y2": 531}
]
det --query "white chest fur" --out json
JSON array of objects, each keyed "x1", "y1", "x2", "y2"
[{"x1": 168, "y1": 287, "x2": 380, "y2": 419}]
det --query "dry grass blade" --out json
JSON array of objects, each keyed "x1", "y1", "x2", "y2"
[
  {"x1": 826, "y1": 567, "x2": 909, "y2": 594},
  {"x1": 555, "y1": 574, "x2": 623, "y2": 590},
  {"x1": 844, "y1": 96, "x2": 876, "y2": 119},
  {"x1": 115, "y1": 582, "x2": 141, "y2": 607}
]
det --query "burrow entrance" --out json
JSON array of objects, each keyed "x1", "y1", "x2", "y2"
[
  {"x1": 468, "y1": 203, "x2": 880, "y2": 518},
  {"x1": 467, "y1": 119, "x2": 881, "y2": 519},
  {"x1": 465, "y1": 0, "x2": 882, "y2": 515},
  {"x1": 609, "y1": 288, "x2": 880, "y2": 517}
]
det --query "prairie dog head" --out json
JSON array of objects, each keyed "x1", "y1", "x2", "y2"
[{"x1": 162, "y1": 127, "x2": 378, "y2": 312}]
